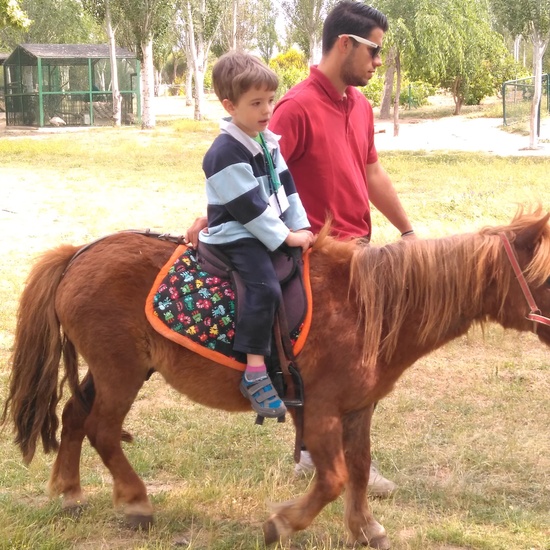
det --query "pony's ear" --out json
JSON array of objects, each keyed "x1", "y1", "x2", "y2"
[{"x1": 514, "y1": 212, "x2": 550, "y2": 251}]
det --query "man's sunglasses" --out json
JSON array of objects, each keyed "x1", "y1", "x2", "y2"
[{"x1": 338, "y1": 34, "x2": 382, "y2": 58}]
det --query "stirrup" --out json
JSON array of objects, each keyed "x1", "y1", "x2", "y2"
[{"x1": 240, "y1": 375, "x2": 287, "y2": 419}]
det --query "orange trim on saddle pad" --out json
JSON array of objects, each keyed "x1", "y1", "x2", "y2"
[{"x1": 145, "y1": 244, "x2": 313, "y2": 371}]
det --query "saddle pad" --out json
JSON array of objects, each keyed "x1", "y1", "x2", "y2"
[{"x1": 145, "y1": 245, "x2": 312, "y2": 370}]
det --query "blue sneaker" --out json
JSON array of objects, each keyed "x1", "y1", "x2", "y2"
[{"x1": 239, "y1": 375, "x2": 287, "y2": 418}]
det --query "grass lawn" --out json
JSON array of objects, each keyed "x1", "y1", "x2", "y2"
[{"x1": 0, "y1": 117, "x2": 550, "y2": 550}]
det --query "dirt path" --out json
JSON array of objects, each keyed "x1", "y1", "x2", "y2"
[
  {"x1": 374, "y1": 116, "x2": 550, "y2": 156},
  {"x1": 2, "y1": 94, "x2": 549, "y2": 156}
]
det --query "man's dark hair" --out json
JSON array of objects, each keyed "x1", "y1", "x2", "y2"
[{"x1": 322, "y1": 1, "x2": 389, "y2": 55}]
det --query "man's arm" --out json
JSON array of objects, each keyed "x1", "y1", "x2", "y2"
[{"x1": 367, "y1": 160, "x2": 414, "y2": 237}]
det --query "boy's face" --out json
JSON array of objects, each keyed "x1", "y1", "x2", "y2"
[{"x1": 222, "y1": 86, "x2": 276, "y2": 137}]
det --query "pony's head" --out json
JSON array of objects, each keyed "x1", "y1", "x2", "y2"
[
  {"x1": 485, "y1": 207, "x2": 550, "y2": 346},
  {"x1": 348, "y1": 207, "x2": 550, "y2": 367}
]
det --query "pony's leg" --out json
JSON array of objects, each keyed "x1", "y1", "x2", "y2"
[
  {"x1": 263, "y1": 413, "x2": 348, "y2": 544},
  {"x1": 48, "y1": 373, "x2": 94, "y2": 510},
  {"x1": 342, "y1": 405, "x2": 390, "y2": 549},
  {"x1": 84, "y1": 370, "x2": 153, "y2": 528}
]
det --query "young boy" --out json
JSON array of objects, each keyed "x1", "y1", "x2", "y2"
[{"x1": 198, "y1": 51, "x2": 314, "y2": 418}]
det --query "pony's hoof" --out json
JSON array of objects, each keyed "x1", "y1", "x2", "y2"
[
  {"x1": 61, "y1": 502, "x2": 86, "y2": 518},
  {"x1": 263, "y1": 513, "x2": 292, "y2": 546},
  {"x1": 263, "y1": 517, "x2": 280, "y2": 546},
  {"x1": 126, "y1": 513, "x2": 154, "y2": 530},
  {"x1": 362, "y1": 535, "x2": 391, "y2": 549}
]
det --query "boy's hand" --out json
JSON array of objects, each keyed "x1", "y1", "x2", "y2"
[
  {"x1": 185, "y1": 216, "x2": 208, "y2": 248},
  {"x1": 285, "y1": 230, "x2": 315, "y2": 253}
]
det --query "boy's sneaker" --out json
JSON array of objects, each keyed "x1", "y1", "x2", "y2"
[{"x1": 239, "y1": 374, "x2": 287, "y2": 418}]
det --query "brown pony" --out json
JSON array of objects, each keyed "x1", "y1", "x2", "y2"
[{"x1": 3, "y1": 209, "x2": 550, "y2": 549}]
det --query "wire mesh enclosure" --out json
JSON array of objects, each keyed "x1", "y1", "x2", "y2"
[
  {"x1": 2, "y1": 44, "x2": 140, "y2": 127},
  {"x1": 502, "y1": 74, "x2": 549, "y2": 132}
]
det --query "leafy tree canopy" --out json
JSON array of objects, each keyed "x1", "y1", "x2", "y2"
[
  {"x1": 490, "y1": 0, "x2": 550, "y2": 38},
  {"x1": 1, "y1": 0, "x2": 104, "y2": 50},
  {"x1": 0, "y1": 0, "x2": 30, "y2": 30}
]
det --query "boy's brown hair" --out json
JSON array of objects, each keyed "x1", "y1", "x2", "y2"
[{"x1": 212, "y1": 51, "x2": 278, "y2": 104}]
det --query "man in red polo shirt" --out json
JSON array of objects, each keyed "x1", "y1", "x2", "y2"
[
  {"x1": 270, "y1": 0, "x2": 413, "y2": 241},
  {"x1": 269, "y1": 0, "x2": 415, "y2": 494}
]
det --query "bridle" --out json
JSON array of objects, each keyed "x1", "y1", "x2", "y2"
[{"x1": 500, "y1": 233, "x2": 550, "y2": 331}]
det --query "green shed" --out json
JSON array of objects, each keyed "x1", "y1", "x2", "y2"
[{"x1": 2, "y1": 44, "x2": 140, "y2": 127}]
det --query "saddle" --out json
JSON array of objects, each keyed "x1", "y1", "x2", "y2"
[
  {"x1": 196, "y1": 242, "x2": 306, "y2": 335},
  {"x1": 196, "y1": 242, "x2": 306, "y2": 426}
]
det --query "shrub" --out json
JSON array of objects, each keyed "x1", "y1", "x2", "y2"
[
  {"x1": 270, "y1": 48, "x2": 309, "y2": 99},
  {"x1": 400, "y1": 80, "x2": 435, "y2": 109},
  {"x1": 359, "y1": 73, "x2": 384, "y2": 107}
]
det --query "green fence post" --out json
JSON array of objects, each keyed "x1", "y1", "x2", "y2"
[
  {"x1": 136, "y1": 59, "x2": 141, "y2": 124},
  {"x1": 88, "y1": 58, "x2": 94, "y2": 125},
  {"x1": 37, "y1": 58, "x2": 44, "y2": 127},
  {"x1": 502, "y1": 81, "x2": 507, "y2": 126},
  {"x1": 546, "y1": 73, "x2": 549, "y2": 113}
]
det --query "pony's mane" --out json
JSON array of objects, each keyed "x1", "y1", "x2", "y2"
[{"x1": 348, "y1": 208, "x2": 550, "y2": 368}]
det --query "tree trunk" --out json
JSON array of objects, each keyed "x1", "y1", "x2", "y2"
[
  {"x1": 185, "y1": 64, "x2": 193, "y2": 105},
  {"x1": 513, "y1": 35, "x2": 521, "y2": 63},
  {"x1": 232, "y1": 0, "x2": 238, "y2": 49},
  {"x1": 451, "y1": 77, "x2": 463, "y2": 115},
  {"x1": 453, "y1": 97, "x2": 463, "y2": 115},
  {"x1": 194, "y1": 70, "x2": 204, "y2": 120},
  {"x1": 185, "y1": 0, "x2": 206, "y2": 121},
  {"x1": 393, "y1": 50, "x2": 401, "y2": 137},
  {"x1": 172, "y1": 53, "x2": 178, "y2": 86},
  {"x1": 528, "y1": 32, "x2": 548, "y2": 149},
  {"x1": 380, "y1": 47, "x2": 396, "y2": 120},
  {"x1": 105, "y1": 1, "x2": 121, "y2": 127},
  {"x1": 140, "y1": 37, "x2": 156, "y2": 129}
]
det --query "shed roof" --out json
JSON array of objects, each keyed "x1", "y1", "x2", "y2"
[{"x1": 11, "y1": 44, "x2": 136, "y2": 60}]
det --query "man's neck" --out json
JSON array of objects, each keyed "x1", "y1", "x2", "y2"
[{"x1": 317, "y1": 57, "x2": 347, "y2": 96}]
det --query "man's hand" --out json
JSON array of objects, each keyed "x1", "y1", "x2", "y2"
[
  {"x1": 185, "y1": 216, "x2": 208, "y2": 248},
  {"x1": 285, "y1": 230, "x2": 315, "y2": 253}
]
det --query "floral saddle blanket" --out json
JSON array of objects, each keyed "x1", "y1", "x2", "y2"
[{"x1": 145, "y1": 243, "x2": 312, "y2": 371}]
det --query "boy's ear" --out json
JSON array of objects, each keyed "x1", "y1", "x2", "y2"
[{"x1": 222, "y1": 98, "x2": 235, "y2": 115}]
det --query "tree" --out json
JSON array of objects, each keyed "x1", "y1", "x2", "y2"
[
  {"x1": 373, "y1": 1, "x2": 415, "y2": 135},
  {"x1": 214, "y1": 0, "x2": 256, "y2": 53},
  {"x1": 1, "y1": 0, "x2": 102, "y2": 48},
  {"x1": 115, "y1": 0, "x2": 175, "y2": 128},
  {"x1": 178, "y1": 0, "x2": 225, "y2": 120},
  {"x1": 283, "y1": 0, "x2": 330, "y2": 64},
  {"x1": 375, "y1": 0, "x2": 517, "y2": 127},
  {"x1": 83, "y1": 0, "x2": 125, "y2": 126},
  {"x1": 0, "y1": 0, "x2": 30, "y2": 30},
  {"x1": 491, "y1": 0, "x2": 550, "y2": 149},
  {"x1": 255, "y1": 0, "x2": 278, "y2": 64}
]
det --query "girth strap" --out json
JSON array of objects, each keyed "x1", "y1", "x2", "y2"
[{"x1": 273, "y1": 306, "x2": 305, "y2": 464}]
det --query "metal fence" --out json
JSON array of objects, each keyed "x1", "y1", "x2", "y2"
[
  {"x1": 502, "y1": 74, "x2": 549, "y2": 134},
  {"x1": 3, "y1": 45, "x2": 140, "y2": 127}
]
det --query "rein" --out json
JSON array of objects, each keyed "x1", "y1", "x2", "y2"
[{"x1": 500, "y1": 233, "x2": 550, "y2": 331}]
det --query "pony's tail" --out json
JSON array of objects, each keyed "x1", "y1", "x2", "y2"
[{"x1": 0, "y1": 244, "x2": 82, "y2": 464}]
